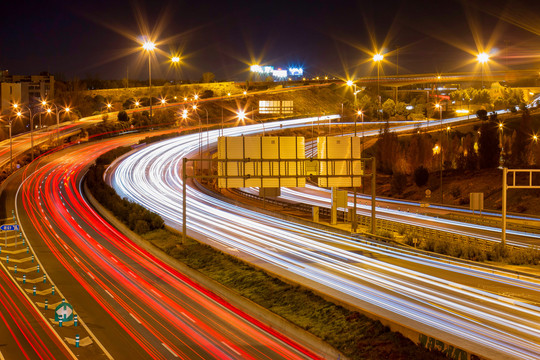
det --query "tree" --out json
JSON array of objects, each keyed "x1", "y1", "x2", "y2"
[
  {"x1": 391, "y1": 172, "x2": 408, "y2": 194},
  {"x1": 478, "y1": 121, "x2": 499, "y2": 168},
  {"x1": 510, "y1": 109, "x2": 531, "y2": 167},
  {"x1": 476, "y1": 109, "x2": 488, "y2": 120},
  {"x1": 201, "y1": 72, "x2": 215, "y2": 83},
  {"x1": 117, "y1": 110, "x2": 129, "y2": 122},
  {"x1": 382, "y1": 99, "x2": 396, "y2": 119},
  {"x1": 414, "y1": 166, "x2": 429, "y2": 187},
  {"x1": 375, "y1": 122, "x2": 400, "y2": 174}
]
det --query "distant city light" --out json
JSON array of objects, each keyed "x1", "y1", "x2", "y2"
[
  {"x1": 272, "y1": 69, "x2": 288, "y2": 78},
  {"x1": 456, "y1": 109, "x2": 469, "y2": 114},
  {"x1": 289, "y1": 68, "x2": 303, "y2": 76},
  {"x1": 406, "y1": 105, "x2": 414, "y2": 110}
]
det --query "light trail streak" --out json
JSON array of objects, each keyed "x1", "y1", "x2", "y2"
[
  {"x1": 110, "y1": 116, "x2": 540, "y2": 360},
  {"x1": 16, "y1": 135, "x2": 318, "y2": 359}
]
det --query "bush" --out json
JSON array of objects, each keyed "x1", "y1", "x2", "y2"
[
  {"x1": 86, "y1": 154, "x2": 164, "y2": 234},
  {"x1": 449, "y1": 185, "x2": 461, "y2": 198},
  {"x1": 118, "y1": 110, "x2": 129, "y2": 122},
  {"x1": 414, "y1": 166, "x2": 429, "y2": 187},
  {"x1": 390, "y1": 172, "x2": 408, "y2": 195}
]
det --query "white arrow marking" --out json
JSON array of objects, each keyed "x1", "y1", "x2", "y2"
[{"x1": 56, "y1": 305, "x2": 73, "y2": 319}]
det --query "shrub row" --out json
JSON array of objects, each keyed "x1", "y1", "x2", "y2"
[
  {"x1": 86, "y1": 151, "x2": 164, "y2": 234},
  {"x1": 402, "y1": 232, "x2": 540, "y2": 265}
]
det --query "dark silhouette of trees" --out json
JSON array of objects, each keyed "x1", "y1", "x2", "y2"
[
  {"x1": 391, "y1": 172, "x2": 408, "y2": 194},
  {"x1": 414, "y1": 166, "x2": 429, "y2": 187},
  {"x1": 510, "y1": 109, "x2": 531, "y2": 167},
  {"x1": 376, "y1": 122, "x2": 400, "y2": 174},
  {"x1": 478, "y1": 121, "x2": 499, "y2": 168}
]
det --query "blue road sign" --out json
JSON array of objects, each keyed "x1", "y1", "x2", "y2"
[{"x1": 1, "y1": 225, "x2": 19, "y2": 231}]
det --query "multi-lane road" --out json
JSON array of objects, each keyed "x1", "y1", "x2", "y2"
[
  {"x1": 2, "y1": 132, "x2": 321, "y2": 359},
  {"x1": 1, "y1": 92, "x2": 539, "y2": 358},
  {"x1": 109, "y1": 118, "x2": 540, "y2": 360}
]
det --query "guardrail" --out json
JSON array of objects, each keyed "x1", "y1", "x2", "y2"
[{"x1": 230, "y1": 188, "x2": 534, "y2": 254}]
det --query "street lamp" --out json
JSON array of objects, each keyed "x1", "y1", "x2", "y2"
[
  {"x1": 477, "y1": 52, "x2": 489, "y2": 88},
  {"x1": 142, "y1": 39, "x2": 156, "y2": 118},
  {"x1": 373, "y1": 53, "x2": 384, "y2": 119},
  {"x1": 347, "y1": 80, "x2": 358, "y2": 106},
  {"x1": 49, "y1": 104, "x2": 70, "y2": 146},
  {"x1": 192, "y1": 104, "x2": 207, "y2": 174},
  {"x1": 8, "y1": 112, "x2": 22, "y2": 171},
  {"x1": 435, "y1": 103, "x2": 443, "y2": 203},
  {"x1": 170, "y1": 55, "x2": 181, "y2": 84}
]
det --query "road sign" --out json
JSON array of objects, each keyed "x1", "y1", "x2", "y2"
[
  {"x1": 55, "y1": 303, "x2": 74, "y2": 322},
  {"x1": 1, "y1": 224, "x2": 19, "y2": 231}
]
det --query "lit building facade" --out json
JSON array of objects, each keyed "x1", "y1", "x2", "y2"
[{"x1": 0, "y1": 71, "x2": 54, "y2": 113}]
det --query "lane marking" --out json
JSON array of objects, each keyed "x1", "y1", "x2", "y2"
[
  {"x1": 86, "y1": 272, "x2": 95, "y2": 280},
  {"x1": 221, "y1": 341, "x2": 241, "y2": 356},
  {"x1": 105, "y1": 290, "x2": 114, "y2": 299},
  {"x1": 180, "y1": 312, "x2": 196, "y2": 323},
  {"x1": 129, "y1": 313, "x2": 142, "y2": 324},
  {"x1": 162, "y1": 343, "x2": 179, "y2": 358}
]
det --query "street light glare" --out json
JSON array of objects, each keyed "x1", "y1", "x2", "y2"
[
  {"x1": 237, "y1": 110, "x2": 246, "y2": 121},
  {"x1": 143, "y1": 41, "x2": 156, "y2": 51},
  {"x1": 346, "y1": 80, "x2": 353, "y2": 86},
  {"x1": 171, "y1": 56, "x2": 180, "y2": 63},
  {"x1": 373, "y1": 53, "x2": 384, "y2": 62},
  {"x1": 477, "y1": 52, "x2": 489, "y2": 63}
]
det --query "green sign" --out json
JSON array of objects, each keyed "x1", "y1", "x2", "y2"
[{"x1": 55, "y1": 303, "x2": 74, "y2": 322}]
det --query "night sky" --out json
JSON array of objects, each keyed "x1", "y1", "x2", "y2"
[{"x1": 2, "y1": 0, "x2": 540, "y2": 82}]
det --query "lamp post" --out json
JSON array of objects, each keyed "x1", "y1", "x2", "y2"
[
  {"x1": 52, "y1": 104, "x2": 69, "y2": 146},
  {"x1": 373, "y1": 53, "x2": 384, "y2": 119},
  {"x1": 14, "y1": 104, "x2": 35, "y2": 161},
  {"x1": 498, "y1": 122, "x2": 505, "y2": 168},
  {"x1": 357, "y1": 110, "x2": 364, "y2": 152},
  {"x1": 48, "y1": 104, "x2": 70, "y2": 147},
  {"x1": 142, "y1": 40, "x2": 156, "y2": 118},
  {"x1": 192, "y1": 104, "x2": 203, "y2": 175},
  {"x1": 170, "y1": 55, "x2": 180, "y2": 84},
  {"x1": 477, "y1": 52, "x2": 489, "y2": 88},
  {"x1": 347, "y1": 80, "x2": 358, "y2": 106},
  {"x1": 8, "y1": 112, "x2": 22, "y2": 172},
  {"x1": 30, "y1": 111, "x2": 40, "y2": 161},
  {"x1": 435, "y1": 103, "x2": 443, "y2": 203}
]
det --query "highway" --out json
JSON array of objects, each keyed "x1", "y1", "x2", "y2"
[
  {"x1": 8, "y1": 134, "x2": 319, "y2": 359},
  {"x1": 110, "y1": 118, "x2": 540, "y2": 360}
]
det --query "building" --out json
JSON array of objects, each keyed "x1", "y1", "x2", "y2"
[{"x1": 0, "y1": 71, "x2": 54, "y2": 114}]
